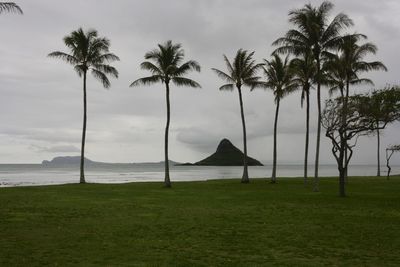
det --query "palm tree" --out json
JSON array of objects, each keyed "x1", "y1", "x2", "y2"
[
  {"x1": 262, "y1": 55, "x2": 297, "y2": 183},
  {"x1": 325, "y1": 33, "x2": 387, "y2": 179},
  {"x1": 340, "y1": 35, "x2": 387, "y2": 177},
  {"x1": 290, "y1": 52, "x2": 316, "y2": 185},
  {"x1": 272, "y1": 1, "x2": 353, "y2": 191},
  {"x1": 130, "y1": 40, "x2": 201, "y2": 188},
  {"x1": 0, "y1": 2, "x2": 22, "y2": 14},
  {"x1": 212, "y1": 49, "x2": 264, "y2": 183},
  {"x1": 48, "y1": 28, "x2": 119, "y2": 184}
]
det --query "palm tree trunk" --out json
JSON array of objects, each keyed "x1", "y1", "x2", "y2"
[
  {"x1": 314, "y1": 60, "x2": 321, "y2": 192},
  {"x1": 340, "y1": 80, "x2": 350, "y2": 196},
  {"x1": 344, "y1": 148, "x2": 348, "y2": 183},
  {"x1": 164, "y1": 82, "x2": 172, "y2": 187},
  {"x1": 237, "y1": 86, "x2": 249, "y2": 183},
  {"x1": 345, "y1": 82, "x2": 350, "y2": 183},
  {"x1": 80, "y1": 71, "x2": 87, "y2": 184},
  {"x1": 304, "y1": 90, "x2": 310, "y2": 185},
  {"x1": 271, "y1": 98, "x2": 280, "y2": 183},
  {"x1": 377, "y1": 126, "x2": 381, "y2": 177}
]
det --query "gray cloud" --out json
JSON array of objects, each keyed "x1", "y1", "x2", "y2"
[
  {"x1": 31, "y1": 144, "x2": 80, "y2": 153},
  {"x1": 0, "y1": 0, "x2": 399, "y2": 165}
]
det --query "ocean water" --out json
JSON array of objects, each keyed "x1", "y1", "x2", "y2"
[{"x1": 0, "y1": 163, "x2": 398, "y2": 187}]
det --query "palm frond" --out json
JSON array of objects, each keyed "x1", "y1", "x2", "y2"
[
  {"x1": 48, "y1": 51, "x2": 79, "y2": 65},
  {"x1": 223, "y1": 55, "x2": 234, "y2": 75},
  {"x1": 95, "y1": 53, "x2": 120, "y2": 63},
  {"x1": 174, "y1": 60, "x2": 201, "y2": 76},
  {"x1": 0, "y1": 2, "x2": 22, "y2": 14},
  {"x1": 322, "y1": 13, "x2": 353, "y2": 44},
  {"x1": 140, "y1": 61, "x2": 162, "y2": 75},
  {"x1": 219, "y1": 83, "x2": 235, "y2": 91},
  {"x1": 93, "y1": 64, "x2": 118, "y2": 78},
  {"x1": 350, "y1": 78, "x2": 374, "y2": 86},
  {"x1": 74, "y1": 65, "x2": 85, "y2": 77},
  {"x1": 172, "y1": 77, "x2": 201, "y2": 88},
  {"x1": 130, "y1": 75, "x2": 163, "y2": 87},
  {"x1": 91, "y1": 69, "x2": 111, "y2": 89},
  {"x1": 211, "y1": 68, "x2": 234, "y2": 83},
  {"x1": 50, "y1": 27, "x2": 119, "y2": 88}
]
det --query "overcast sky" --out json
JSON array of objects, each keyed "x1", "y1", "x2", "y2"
[{"x1": 0, "y1": 0, "x2": 399, "y2": 165}]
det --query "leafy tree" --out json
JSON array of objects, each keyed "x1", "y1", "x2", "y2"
[
  {"x1": 273, "y1": 1, "x2": 353, "y2": 191},
  {"x1": 386, "y1": 145, "x2": 400, "y2": 179},
  {"x1": 0, "y1": 2, "x2": 22, "y2": 14},
  {"x1": 261, "y1": 55, "x2": 297, "y2": 183},
  {"x1": 365, "y1": 87, "x2": 400, "y2": 176},
  {"x1": 290, "y1": 51, "x2": 316, "y2": 184},
  {"x1": 322, "y1": 93, "x2": 395, "y2": 197},
  {"x1": 49, "y1": 28, "x2": 119, "y2": 183},
  {"x1": 212, "y1": 49, "x2": 263, "y2": 183},
  {"x1": 130, "y1": 40, "x2": 201, "y2": 188}
]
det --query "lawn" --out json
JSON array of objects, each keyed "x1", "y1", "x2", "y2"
[{"x1": 0, "y1": 177, "x2": 399, "y2": 266}]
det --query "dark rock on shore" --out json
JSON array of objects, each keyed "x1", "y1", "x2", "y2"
[{"x1": 179, "y1": 139, "x2": 263, "y2": 166}]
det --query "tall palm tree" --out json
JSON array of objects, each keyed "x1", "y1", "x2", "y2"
[
  {"x1": 262, "y1": 55, "x2": 297, "y2": 183},
  {"x1": 290, "y1": 52, "x2": 316, "y2": 185},
  {"x1": 330, "y1": 34, "x2": 387, "y2": 177},
  {"x1": 0, "y1": 2, "x2": 22, "y2": 14},
  {"x1": 323, "y1": 34, "x2": 386, "y2": 196},
  {"x1": 272, "y1": 1, "x2": 353, "y2": 191},
  {"x1": 212, "y1": 49, "x2": 264, "y2": 183},
  {"x1": 130, "y1": 40, "x2": 201, "y2": 188},
  {"x1": 48, "y1": 28, "x2": 119, "y2": 184}
]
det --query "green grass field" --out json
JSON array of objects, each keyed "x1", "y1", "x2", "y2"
[{"x1": 1, "y1": 177, "x2": 399, "y2": 266}]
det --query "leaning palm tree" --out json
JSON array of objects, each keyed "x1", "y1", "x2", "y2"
[
  {"x1": 262, "y1": 55, "x2": 297, "y2": 183},
  {"x1": 130, "y1": 40, "x2": 201, "y2": 188},
  {"x1": 48, "y1": 28, "x2": 119, "y2": 184},
  {"x1": 290, "y1": 51, "x2": 316, "y2": 185},
  {"x1": 0, "y1": 2, "x2": 22, "y2": 14},
  {"x1": 212, "y1": 49, "x2": 264, "y2": 183},
  {"x1": 272, "y1": 1, "x2": 353, "y2": 191}
]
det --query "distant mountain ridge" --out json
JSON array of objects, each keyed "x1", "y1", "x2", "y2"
[
  {"x1": 179, "y1": 139, "x2": 263, "y2": 166},
  {"x1": 42, "y1": 156, "x2": 180, "y2": 166},
  {"x1": 42, "y1": 156, "x2": 95, "y2": 165}
]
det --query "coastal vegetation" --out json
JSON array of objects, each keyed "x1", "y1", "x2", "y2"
[
  {"x1": 272, "y1": 1, "x2": 354, "y2": 192},
  {"x1": 2, "y1": 1, "x2": 400, "y2": 193}
]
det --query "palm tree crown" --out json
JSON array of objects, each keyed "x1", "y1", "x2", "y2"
[
  {"x1": 341, "y1": 34, "x2": 385, "y2": 82},
  {"x1": 273, "y1": 1, "x2": 353, "y2": 62},
  {"x1": 0, "y1": 2, "x2": 23, "y2": 14},
  {"x1": 324, "y1": 33, "x2": 387, "y2": 96},
  {"x1": 262, "y1": 55, "x2": 297, "y2": 102},
  {"x1": 48, "y1": 28, "x2": 119, "y2": 88},
  {"x1": 130, "y1": 40, "x2": 201, "y2": 88},
  {"x1": 212, "y1": 49, "x2": 264, "y2": 91},
  {"x1": 290, "y1": 52, "x2": 316, "y2": 106}
]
